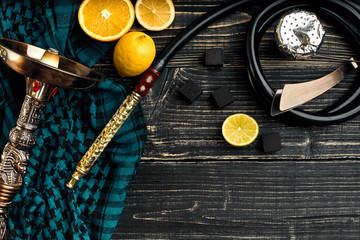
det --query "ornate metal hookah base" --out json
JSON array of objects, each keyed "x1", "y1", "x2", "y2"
[
  {"x1": 0, "y1": 38, "x2": 104, "y2": 239},
  {"x1": 0, "y1": 77, "x2": 56, "y2": 239},
  {"x1": 0, "y1": 49, "x2": 59, "y2": 239}
]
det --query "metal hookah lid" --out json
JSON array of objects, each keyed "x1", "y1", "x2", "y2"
[{"x1": 275, "y1": 9, "x2": 326, "y2": 59}]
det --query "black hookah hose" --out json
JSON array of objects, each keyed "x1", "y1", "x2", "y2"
[
  {"x1": 134, "y1": 0, "x2": 360, "y2": 125},
  {"x1": 246, "y1": 0, "x2": 360, "y2": 124}
]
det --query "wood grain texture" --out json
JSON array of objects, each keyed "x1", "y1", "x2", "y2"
[
  {"x1": 92, "y1": 1, "x2": 360, "y2": 239},
  {"x1": 113, "y1": 162, "x2": 360, "y2": 239}
]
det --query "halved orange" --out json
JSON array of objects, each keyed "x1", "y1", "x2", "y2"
[
  {"x1": 135, "y1": 0, "x2": 175, "y2": 31},
  {"x1": 222, "y1": 113, "x2": 259, "y2": 147},
  {"x1": 78, "y1": 0, "x2": 135, "y2": 42}
]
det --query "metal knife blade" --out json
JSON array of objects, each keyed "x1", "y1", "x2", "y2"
[{"x1": 270, "y1": 59, "x2": 358, "y2": 116}]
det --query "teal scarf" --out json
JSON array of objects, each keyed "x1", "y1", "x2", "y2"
[{"x1": 0, "y1": 0, "x2": 146, "y2": 239}]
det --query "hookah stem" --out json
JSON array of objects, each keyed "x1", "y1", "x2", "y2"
[{"x1": 67, "y1": 0, "x2": 259, "y2": 188}]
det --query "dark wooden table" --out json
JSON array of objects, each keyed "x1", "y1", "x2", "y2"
[{"x1": 94, "y1": 1, "x2": 360, "y2": 239}]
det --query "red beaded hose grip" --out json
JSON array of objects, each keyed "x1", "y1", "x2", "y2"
[{"x1": 134, "y1": 67, "x2": 161, "y2": 97}]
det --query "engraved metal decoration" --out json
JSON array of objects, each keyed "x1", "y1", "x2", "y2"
[
  {"x1": 275, "y1": 9, "x2": 326, "y2": 59},
  {"x1": 0, "y1": 39, "x2": 104, "y2": 240},
  {"x1": 0, "y1": 49, "x2": 59, "y2": 239},
  {"x1": 0, "y1": 79, "x2": 55, "y2": 239},
  {"x1": 67, "y1": 91, "x2": 142, "y2": 189}
]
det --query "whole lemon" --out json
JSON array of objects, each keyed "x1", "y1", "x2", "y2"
[{"x1": 113, "y1": 31, "x2": 156, "y2": 77}]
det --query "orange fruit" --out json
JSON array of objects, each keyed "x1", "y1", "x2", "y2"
[
  {"x1": 78, "y1": 0, "x2": 135, "y2": 42},
  {"x1": 222, "y1": 113, "x2": 259, "y2": 147},
  {"x1": 135, "y1": 0, "x2": 175, "y2": 31}
]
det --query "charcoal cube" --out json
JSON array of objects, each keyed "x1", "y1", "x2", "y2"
[
  {"x1": 179, "y1": 80, "x2": 203, "y2": 103},
  {"x1": 205, "y1": 48, "x2": 224, "y2": 67},
  {"x1": 262, "y1": 132, "x2": 282, "y2": 152},
  {"x1": 212, "y1": 86, "x2": 234, "y2": 109}
]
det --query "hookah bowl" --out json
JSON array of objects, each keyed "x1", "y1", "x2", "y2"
[{"x1": 0, "y1": 38, "x2": 104, "y2": 239}]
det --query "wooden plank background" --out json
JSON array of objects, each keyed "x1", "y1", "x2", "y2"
[{"x1": 93, "y1": 0, "x2": 360, "y2": 239}]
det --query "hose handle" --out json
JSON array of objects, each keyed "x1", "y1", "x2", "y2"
[{"x1": 134, "y1": 68, "x2": 161, "y2": 97}]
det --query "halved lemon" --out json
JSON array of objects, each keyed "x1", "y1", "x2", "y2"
[
  {"x1": 78, "y1": 0, "x2": 135, "y2": 42},
  {"x1": 135, "y1": 0, "x2": 175, "y2": 31},
  {"x1": 222, "y1": 113, "x2": 259, "y2": 147}
]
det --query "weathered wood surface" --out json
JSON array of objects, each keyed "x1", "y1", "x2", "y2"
[
  {"x1": 114, "y1": 161, "x2": 360, "y2": 239},
  {"x1": 95, "y1": 0, "x2": 360, "y2": 239}
]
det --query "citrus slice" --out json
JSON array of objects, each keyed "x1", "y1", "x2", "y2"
[
  {"x1": 222, "y1": 113, "x2": 259, "y2": 147},
  {"x1": 135, "y1": 0, "x2": 175, "y2": 31},
  {"x1": 78, "y1": 0, "x2": 135, "y2": 42}
]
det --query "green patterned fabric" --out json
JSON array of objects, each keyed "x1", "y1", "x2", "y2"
[{"x1": 0, "y1": 0, "x2": 147, "y2": 239}]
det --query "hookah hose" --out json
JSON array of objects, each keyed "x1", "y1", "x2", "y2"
[
  {"x1": 67, "y1": 0, "x2": 360, "y2": 187},
  {"x1": 246, "y1": 0, "x2": 360, "y2": 124},
  {"x1": 143, "y1": 0, "x2": 360, "y2": 125}
]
